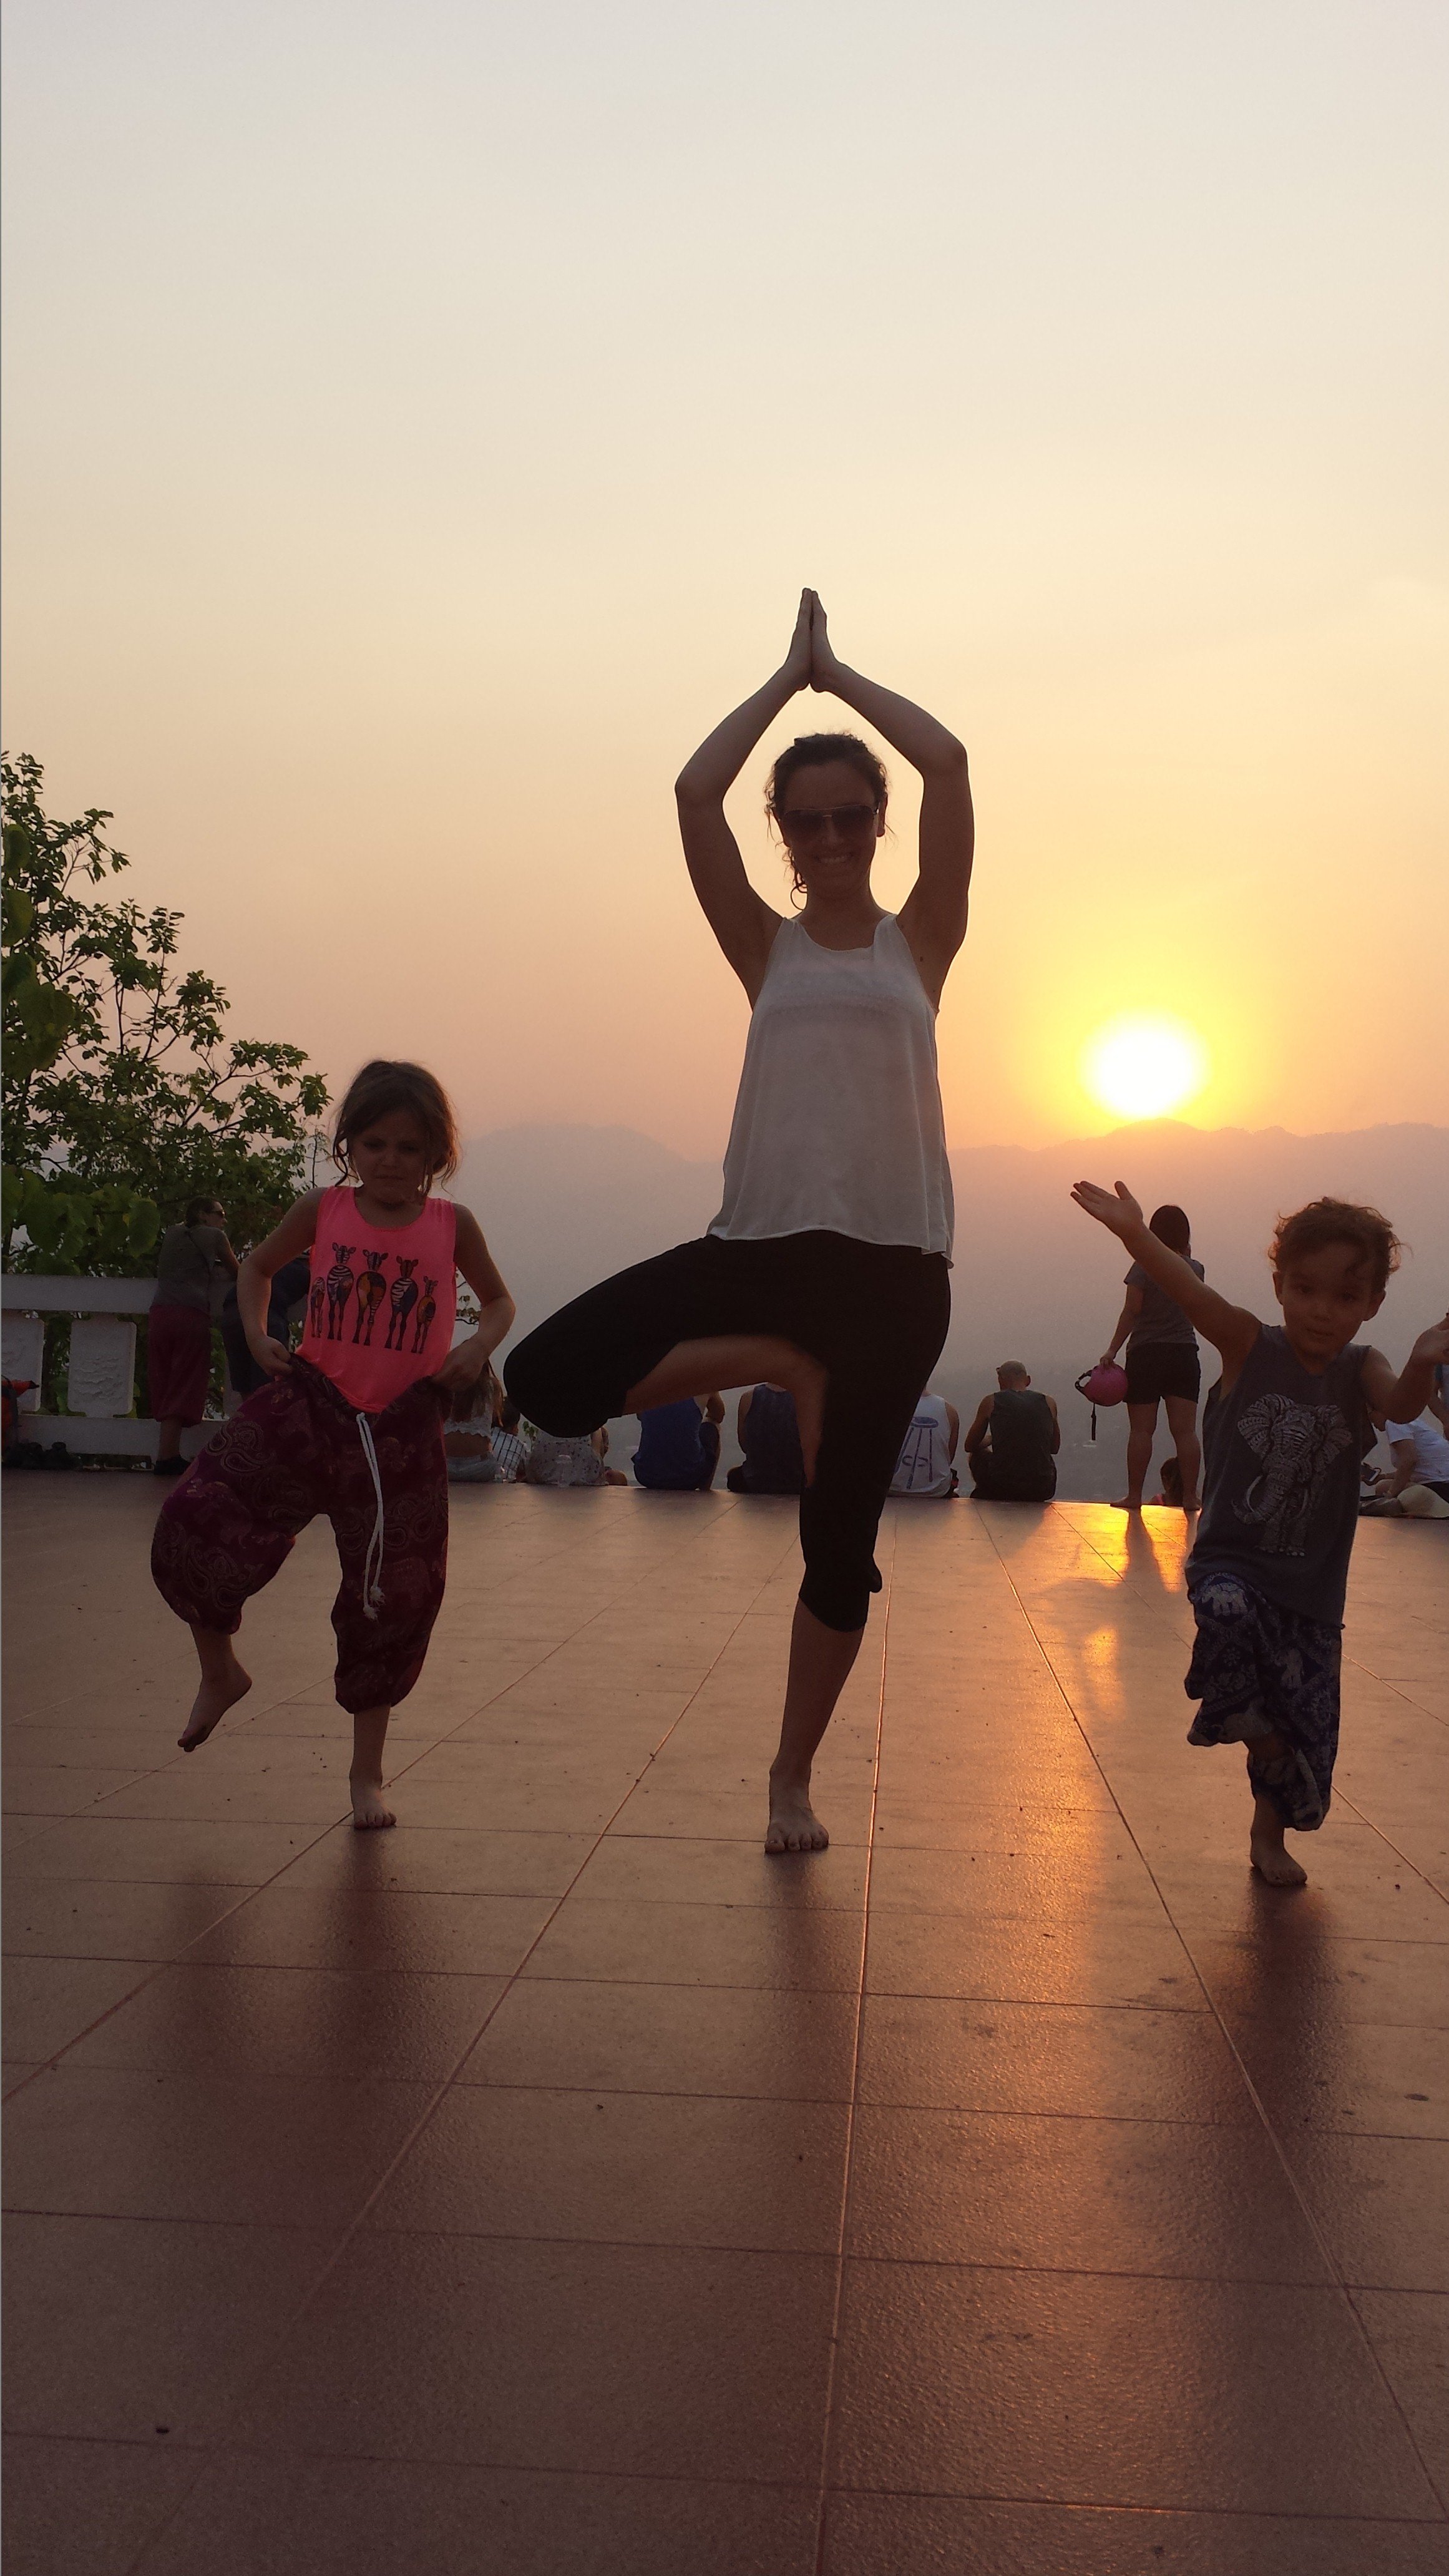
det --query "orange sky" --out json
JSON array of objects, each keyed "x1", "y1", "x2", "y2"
[{"x1": 4, "y1": 2, "x2": 1446, "y2": 1156}]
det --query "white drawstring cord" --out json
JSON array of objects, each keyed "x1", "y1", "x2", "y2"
[{"x1": 356, "y1": 1413, "x2": 387, "y2": 1620}]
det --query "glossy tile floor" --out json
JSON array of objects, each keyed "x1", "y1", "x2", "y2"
[{"x1": 4, "y1": 1477, "x2": 1447, "y2": 2574}]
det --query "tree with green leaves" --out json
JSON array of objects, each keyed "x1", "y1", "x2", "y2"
[{"x1": 3, "y1": 753, "x2": 328, "y2": 1274}]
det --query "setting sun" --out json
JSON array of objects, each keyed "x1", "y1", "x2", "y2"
[{"x1": 1081, "y1": 1013, "x2": 1209, "y2": 1123}]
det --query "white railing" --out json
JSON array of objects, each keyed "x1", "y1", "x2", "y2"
[{"x1": 1, "y1": 1274, "x2": 214, "y2": 1458}]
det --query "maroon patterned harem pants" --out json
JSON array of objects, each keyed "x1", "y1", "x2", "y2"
[{"x1": 152, "y1": 1360, "x2": 449, "y2": 1712}]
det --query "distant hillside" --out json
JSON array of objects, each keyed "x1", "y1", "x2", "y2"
[{"x1": 457, "y1": 1120, "x2": 1448, "y2": 1499}]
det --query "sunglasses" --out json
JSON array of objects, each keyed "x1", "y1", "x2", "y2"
[{"x1": 775, "y1": 803, "x2": 879, "y2": 842}]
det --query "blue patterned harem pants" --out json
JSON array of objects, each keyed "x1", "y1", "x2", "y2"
[{"x1": 1184, "y1": 1571, "x2": 1341, "y2": 1832}]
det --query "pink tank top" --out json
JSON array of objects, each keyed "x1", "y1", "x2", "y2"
[{"x1": 301, "y1": 1186, "x2": 458, "y2": 1413}]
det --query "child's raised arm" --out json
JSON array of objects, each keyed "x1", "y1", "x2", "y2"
[
  {"x1": 431, "y1": 1207, "x2": 515, "y2": 1395},
  {"x1": 1071, "y1": 1181, "x2": 1259, "y2": 1372},
  {"x1": 236, "y1": 1190, "x2": 325, "y2": 1378},
  {"x1": 1360, "y1": 1318, "x2": 1449, "y2": 1427}
]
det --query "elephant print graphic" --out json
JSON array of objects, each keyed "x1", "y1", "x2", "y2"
[{"x1": 1232, "y1": 1393, "x2": 1354, "y2": 1556}]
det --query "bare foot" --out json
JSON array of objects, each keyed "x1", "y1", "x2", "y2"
[
  {"x1": 350, "y1": 1775, "x2": 396, "y2": 1831},
  {"x1": 178, "y1": 1657, "x2": 251, "y2": 1750},
  {"x1": 1251, "y1": 1828, "x2": 1307, "y2": 1887},
  {"x1": 765, "y1": 1771, "x2": 829, "y2": 1855},
  {"x1": 1112, "y1": 1496, "x2": 1143, "y2": 1511}
]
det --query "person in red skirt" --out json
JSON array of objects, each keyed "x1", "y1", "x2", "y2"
[{"x1": 152, "y1": 1061, "x2": 514, "y2": 1828}]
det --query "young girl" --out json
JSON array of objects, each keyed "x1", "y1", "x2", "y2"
[
  {"x1": 152, "y1": 1060, "x2": 514, "y2": 1827},
  {"x1": 1072, "y1": 1181, "x2": 1449, "y2": 1886},
  {"x1": 506, "y1": 591, "x2": 972, "y2": 1853}
]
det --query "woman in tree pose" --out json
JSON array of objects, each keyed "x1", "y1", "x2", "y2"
[{"x1": 507, "y1": 592, "x2": 973, "y2": 1852}]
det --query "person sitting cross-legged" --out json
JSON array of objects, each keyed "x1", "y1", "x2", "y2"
[
  {"x1": 889, "y1": 1388, "x2": 960, "y2": 1496},
  {"x1": 964, "y1": 1361, "x2": 1059, "y2": 1501},
  {"x1": 633, "y1": 1393, "x2": 724, "y2": 1491}
]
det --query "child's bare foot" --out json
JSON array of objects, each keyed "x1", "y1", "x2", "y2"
[
  {"x1": 765, "y1": 1768, "x2": 829, "y2": 1855},
  {"x1": 1251, "y1": 1829, "x2": 1307, "y2": 1887},
  {"x1": 178, "y1": 1656, "x2": 251, "y2": 1750},
  {"x1": 1250, "y1": 1796, "x2": 1307, "y2": 1886},
  {"x1": 350, "y1": 1774, "x2": 396, "y2": 1831}
]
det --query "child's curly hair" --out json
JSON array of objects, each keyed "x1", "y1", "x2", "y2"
[
  {"x1": 331, "y1": 1060, "x2": 460, "y2": 1183},
  {"x1": 1270, "y1": 1198, "x2": 1402, "y2": 1295}
]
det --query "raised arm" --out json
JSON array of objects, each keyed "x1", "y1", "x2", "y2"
[
  {"x1": 809, "y1": 598, "x2": 973, "y2": 1006},
  {"x1": 1361, "y1": 1320, "x2": 1449, "y2": 1428},
  {"x1": 1071, "y1": 1183, "x2": 1261, "y2": 1378},
  {"x1": 673, "y1": 596, "x2": 812, "y2": 1002}
]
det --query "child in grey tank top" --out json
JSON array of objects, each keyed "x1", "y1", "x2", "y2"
[{"x1": 1072, "y1": 1181, "x2": 1449, "y2": 1890}]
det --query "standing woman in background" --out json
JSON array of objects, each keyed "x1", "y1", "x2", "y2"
[
  {"x1": 1098, "y1": 1203, "x2": 1205, "y2": 1511},
  {"x1": 507, "y1": 592, "x2": 973, "y2": 1852},
  {"x1": 148, "y1": 1198, "x2": 238, "y2": 1473}
]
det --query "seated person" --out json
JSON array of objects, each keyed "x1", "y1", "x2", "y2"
[
  {"x1": 726, "y1": 1383, "x2": 806, "y2": 1493},
  {"x1": 633, "y1": 1393, "x2": 724, "y2": 1491},
  {"x1": 220, "y1": 1254, "x2": 311, "y2": 1403},
  {"x1": 964, "y1": 1361, "x2": 1060, "y2": 1501},
  {"x1": 889, "y1": 1390, "x2": 960, "y2": 1497},
  {"x1": 485, "y1": 1393, "x2": 529, "y2": 1483},
  {"x1": 1148, "y1": 1455, "x2": 1185, "y2": 1508},
  {"x1": 1366, "y1": 1407, "x2": 1449, "y2": 1512},
  {"x1": 444, "y1": 1365, "x2": 511, "y2": 1483},
  {"x1": 525, "y1": 1423, "x2": 628, "y2": 1488}
]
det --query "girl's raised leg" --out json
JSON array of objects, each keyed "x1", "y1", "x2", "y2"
[{"x1": 179, "y1": 1626, "x2": 253, "y2": 1751}]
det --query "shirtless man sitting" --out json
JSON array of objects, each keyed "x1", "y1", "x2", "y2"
[{"x1": 964, "y1": 1362, "x2": 1060, "y2": 1502}]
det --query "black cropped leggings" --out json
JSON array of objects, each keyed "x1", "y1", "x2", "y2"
[{"x1": 505, "y1": 1231, "x2": 950, "y2": 1632}]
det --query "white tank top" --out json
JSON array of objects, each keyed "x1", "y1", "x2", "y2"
[
  {"x1": 710, "y1": 914, "x2": 954, "y2": 1257},
  {"x1": 890, "y1": 1392, "x2": 956, "y2": 1496}
]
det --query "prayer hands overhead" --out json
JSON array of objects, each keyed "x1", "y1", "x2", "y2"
[
  {"x1": 1071, "y1": 1181, "x2": 1144, "y2": 1241},
  {"x1": 807, "y1": 591, "x2": 843, "y2": 692},
  {"x1": 783, "y1": 590, "x2": 814, "y2": 691}
]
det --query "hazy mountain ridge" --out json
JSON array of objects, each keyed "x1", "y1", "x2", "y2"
[{"x1": 457, "y1": 1119, "x2": 1448, "y2": 1499}]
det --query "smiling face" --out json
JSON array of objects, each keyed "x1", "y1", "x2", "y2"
[
  {"x1": 1272, "y1": 1240, "x2": 1385, "y2": 1368},
  {"x1": 774, "y1": 759, "x2": 886, "y2": 910},
  {"x1": 347, "y1": 1109, "x2": 432, "y2": 1211}
]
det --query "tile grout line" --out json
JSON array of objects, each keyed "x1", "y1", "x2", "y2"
[
  {"x1": 115, "y1": 1515, "x2": 807, "y2": 2576},
  {"x1": 978, "y1": 1511, "x2": 1449, "y2": 2522},
  {"x1": 2, "y1": 1504, "x2": 756, "y2": 2099},
  {"x1": 811, "y1": 1506, "x2": 897, "y2": 2576}
]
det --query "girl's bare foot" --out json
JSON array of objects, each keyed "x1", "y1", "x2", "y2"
[
  {"x1": 178, "y1": 1656, "x2": 251, "y2": 1750},
  {"x1": 350, "y1": 1774, "x2": 396, "y2": 1830},
  {"x1": 765, "y1": 1767, "x2": 829, "y2": 1855}
]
